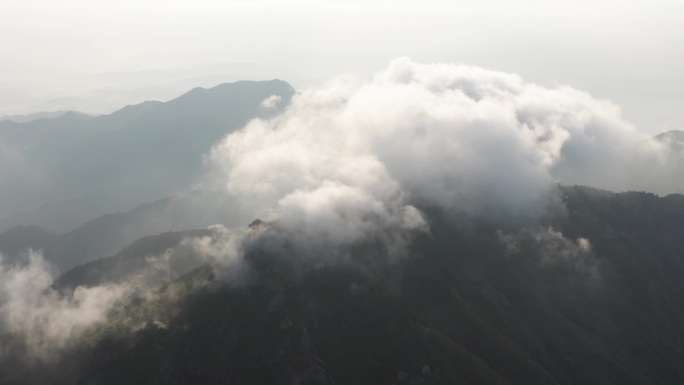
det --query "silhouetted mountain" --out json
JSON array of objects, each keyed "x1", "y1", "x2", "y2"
[
  {"x1": 655, "y1": 129, "x2": 684, "y2": 141},
  {"x1": 0, "y1": 109, "x2": 93, "y2": 149},
  {"x1": 0, "y1": 190, "x2": 125, "y2": 239},
  {"x1": 0, "y1": 189, "x2": 245, "y2": 272},
  {"x1": 0, "y1": 110, "x2": 93, "y2": 124},
  {"x1": 655, "y1": 129, "x2": 684, "y2": 152},
  {"x1": 53, "y1": 229, "x2": 213, "y2": 292},
  {"x1": 44, "y1": 198, "x2": 180, "y2": 272},
  {"x1": 5, "y1": 186, "x2": 684, "y2": 384},
  {"x1": 0, "y1": 80, "x2": 295, "y2": 233},
  {"x1": 88, "y1": 100, "x2": 162, "y2": 131}
]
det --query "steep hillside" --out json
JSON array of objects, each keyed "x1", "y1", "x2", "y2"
[
  {"x1": 4, "y1": 187, "x2": 684, "y2": 384},
  {"x1": 53, "y1": 229, "x2": 212, "y2": 292}
]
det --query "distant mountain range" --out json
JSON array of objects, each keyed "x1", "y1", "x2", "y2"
[
  {"x1": 0, "y1": 189, "x2": 246, "y2": 272},
  {"x1": 0, "y1": 110, "x2": 94, "y2": 124},
  {"x1": 0, "y1": 80, "x2": 294, "y2": 233}
]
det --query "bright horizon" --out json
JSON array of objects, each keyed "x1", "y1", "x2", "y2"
[{"x1": 1, "y1": 0, "x2": 683, "y2": 133}]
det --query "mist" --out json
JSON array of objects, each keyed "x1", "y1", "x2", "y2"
[
  {"x1": 0, "y1": 251, "x2": 131, "y2": 359},
  {"x1": 206, "y1": 58, "x2": 682, "y2": 228}
]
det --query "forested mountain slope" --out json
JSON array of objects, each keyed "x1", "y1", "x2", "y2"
[{"x1": 3, "y1": 187, "x2": 684, "y2": 384}]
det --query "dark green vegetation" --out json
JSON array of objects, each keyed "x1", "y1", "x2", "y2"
[{"x1": 3, "y1": 186, "x2": 684, "y2": 384}]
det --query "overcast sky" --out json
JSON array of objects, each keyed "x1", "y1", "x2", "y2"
[{"x1": 1, "y1": 0, "x2": 683, "y2": 133}]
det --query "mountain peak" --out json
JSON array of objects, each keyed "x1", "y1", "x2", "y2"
[
  {"x1": 655, "y1": 130, "x2": 684, "y2": 152},
  {"x1": 655, "y1": 129, "x2": 684, "y2": 142}
]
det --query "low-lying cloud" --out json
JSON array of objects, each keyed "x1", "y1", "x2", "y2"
[
  {"x1": 498, "y1": 227, "x2": 599, "y2": 279},
  {"x1": 0, "y1": 250, "x2": 131, "y2": 359}
]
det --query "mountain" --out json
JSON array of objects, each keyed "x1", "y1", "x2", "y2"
[
  {"x1": 655, "y1": 129, "x2": 684, "y2": 142},
  {"x1": 0, "y1": 110, "x2": 93, "y2": 124},
  {"x1": 5, "y1": 186, "x2": 684, "y2": 384},
  {"x1": 0, "y1": 189, "x2": 247, "y2": 272},
  {"x1": 87, "y1": 100, "x2": 162, "y2": 132},
  {"x1": 0, "y1": 109, "x2": 94, "y2": 150},
  {"x1": 655, "y1": 129, "x2": 684, "y2": 152},
  {"x1": 53, "y1": 228, "x2": 213, "y2": 292},
  {"x1": 0, "y1": 80, "x2": 295, "y2": 233}
]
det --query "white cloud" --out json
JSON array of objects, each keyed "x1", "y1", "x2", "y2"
[
  {"x1": 260, "y1": 94, "x2": 282, "y2": 111},
  {"x1": 498, "y1": 227, "x2": 600, "y2": 280},
  {"x1": 0, "y1": 251, "x2": 131, "y2": 359},
  {"x1": 208, "y1": 58, "x2": 683, "y2": 234}
]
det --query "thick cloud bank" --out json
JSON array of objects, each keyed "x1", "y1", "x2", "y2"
[{"x1": 207, "y1": 58, "x2": 681, "y2": 235}]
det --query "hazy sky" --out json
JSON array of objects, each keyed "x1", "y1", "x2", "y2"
[{"x1": 1, "y1": 0, "x2": 683, "y2": 133}]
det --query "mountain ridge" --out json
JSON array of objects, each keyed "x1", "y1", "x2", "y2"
[
  {"x1": 0, "y1": 110, "x2": 93, "y2": 124},
  {"x1": 0, "y1": 79, "x2": 295, "y2": 233}
]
